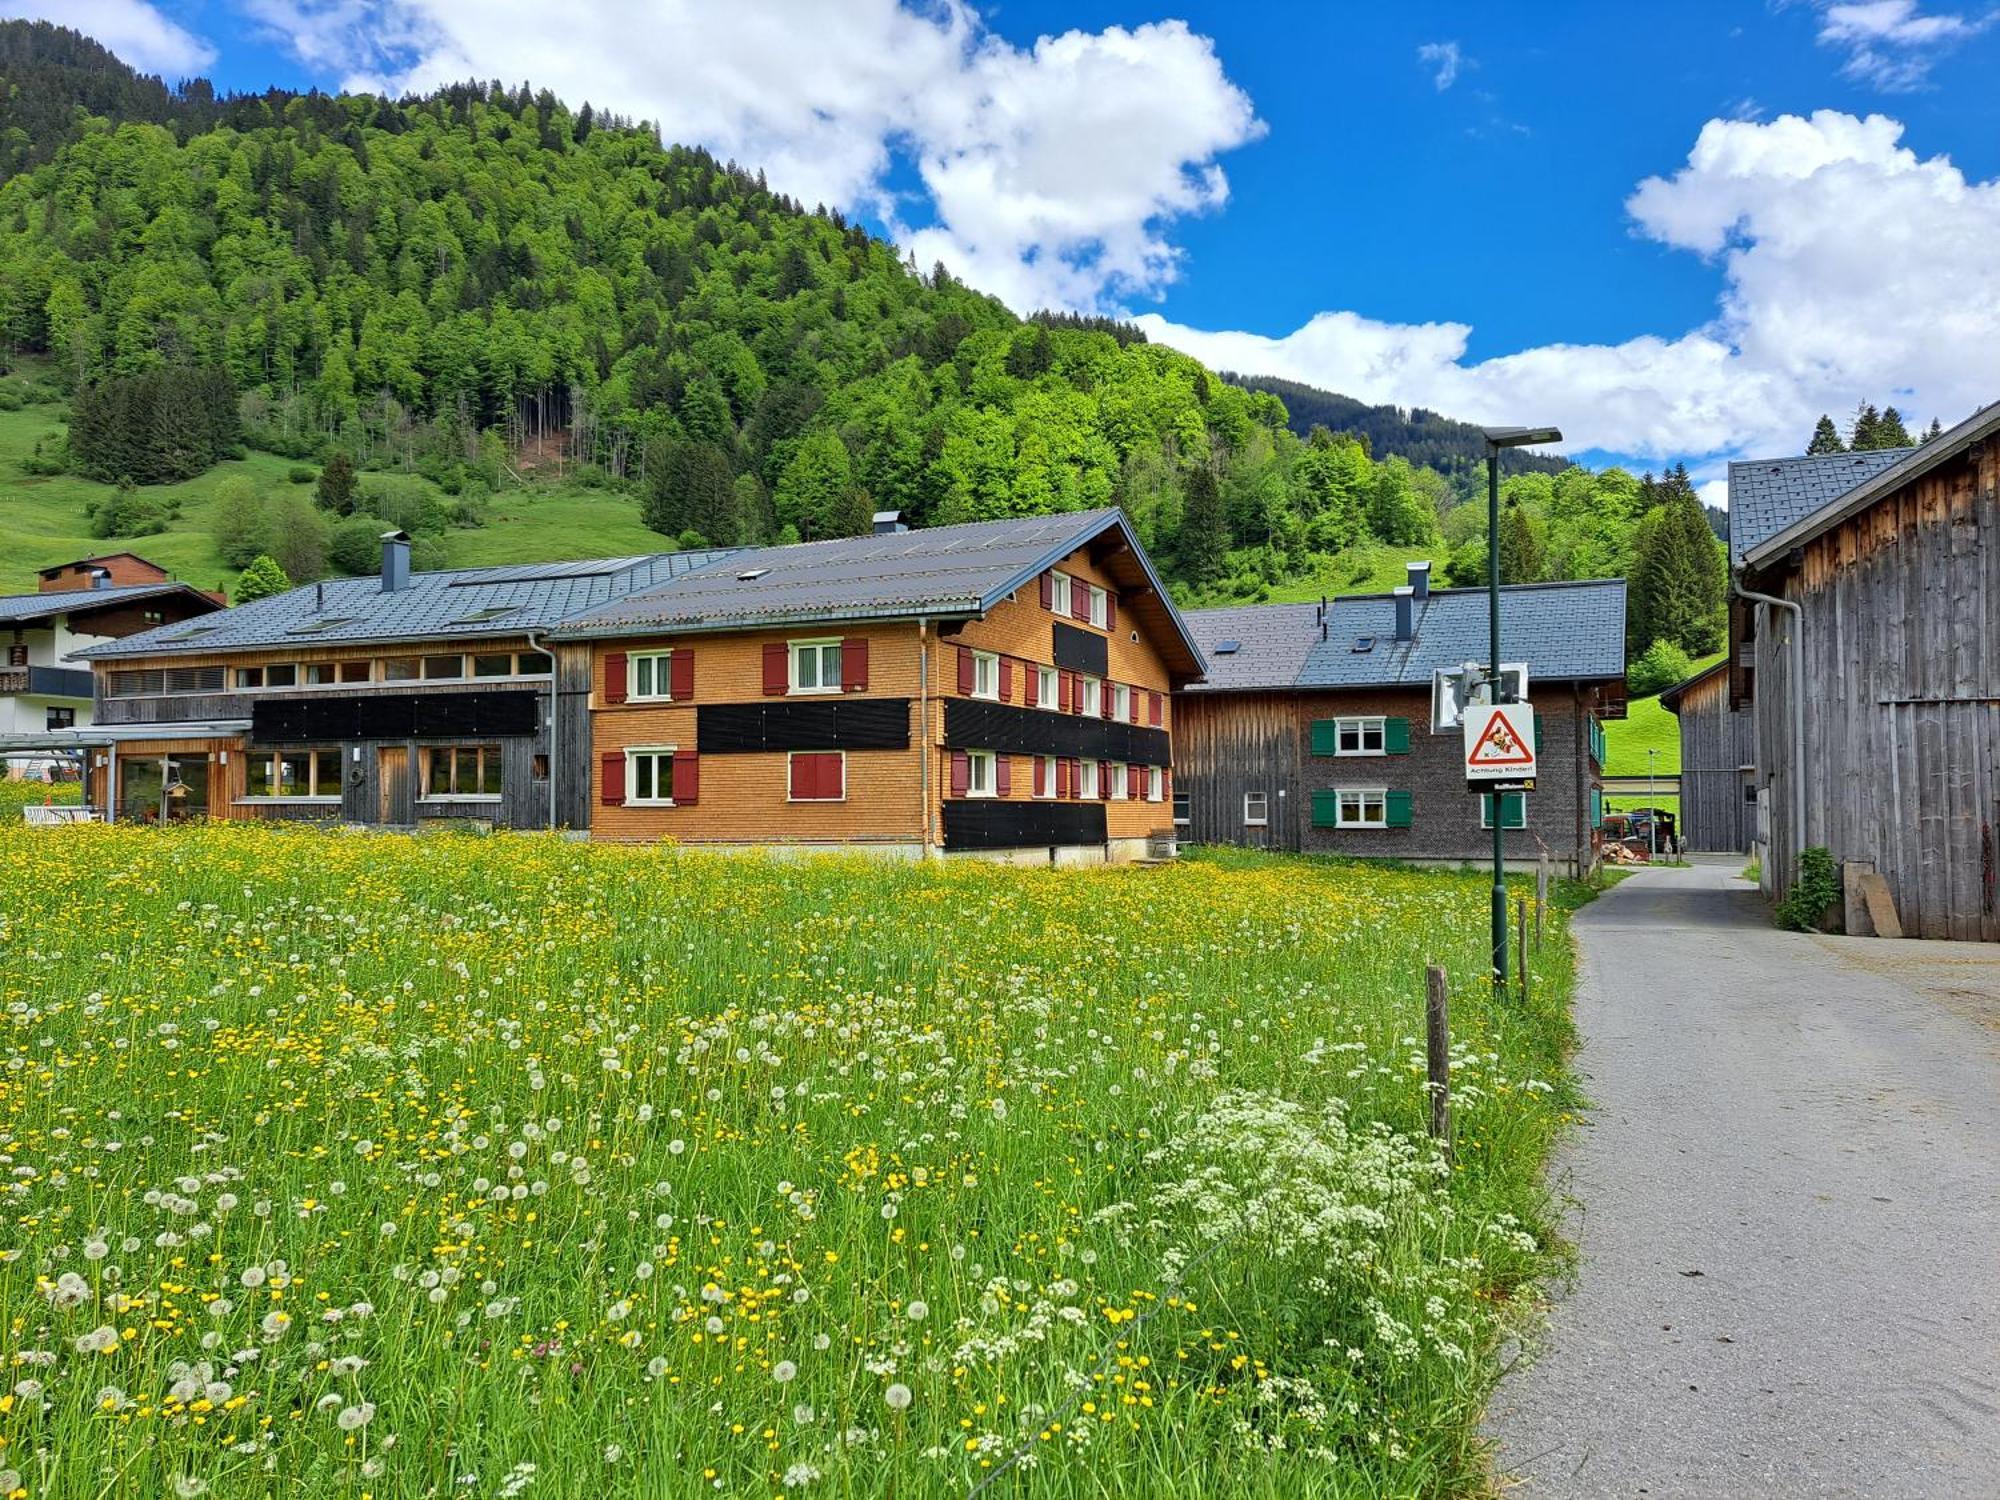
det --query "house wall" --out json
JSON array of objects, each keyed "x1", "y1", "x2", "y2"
[
  {"x1": 38, "y1": 556, "x2": 171, "y2": 591},
  {"x1": 1175, "y1": 682, "x2": 1606, "y2": 872},
  {"x1": 585, "y1": 545, "x2": 1179, "y2": 856},
  {"x1": 1750, "y1": 433, "x2": 2000, "y2": 939},
  {"x1": 1671, "y1": 670, "x2": 1757, "y2": 853}
]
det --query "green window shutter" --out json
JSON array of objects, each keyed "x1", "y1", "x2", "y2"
[
  {"x1": 1309, "y1": 720, "x2": 1339, "y2": 757},
  {"x1": 1484, "y1": 791, "x2": 1526, "y2": 829},
  {"x1": 1383, "y1": 716, "x2": 1411, "y2": 754},
  {"x1": 1590, "y1": 786, "x2": 1604, "y2": 829},
  {"x1": 1533, "y1": 712, "x2": 1545, "y2": 755},
  {"x1": 1310, "y1": 788, "x2": 1341, "y2": 828},
  {"x1": 1385, "y1": 790, "x2": 1413, "y2": 828}
]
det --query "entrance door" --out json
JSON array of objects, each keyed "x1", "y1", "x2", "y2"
[{"x1": 377, "y1": 746, "x2": 410, "y2": 825}]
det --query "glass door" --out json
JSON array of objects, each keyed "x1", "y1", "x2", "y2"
[
  {"x1": 118, "y1": 757, "x2": 164, "y2": 824},
  {"x1": 118, "y1": 754, "x2": 211, "y2": 823},
  {"x1": 163, "y1": 753, "x2": 209, "y2": 821}
]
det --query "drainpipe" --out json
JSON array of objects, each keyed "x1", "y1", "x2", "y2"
[
  {"x1": 917, "y1": 618, "x2": 932, "y2": 857},
  {"x1": 1732, "y1": 574, "x2": 1804, "y2": 882},
  {"x1": 527, "y1": 631, "x2": 558, "y2": 833}
]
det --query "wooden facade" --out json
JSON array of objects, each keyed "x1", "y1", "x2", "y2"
[
  {"x1": 1742, "y1": 428, "x2": 2000, "y2": 938},
  {"x1": 1661, "y1": 663, "x2": 1756, "y2": 853}
]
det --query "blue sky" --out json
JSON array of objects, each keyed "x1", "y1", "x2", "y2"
[{"x1": 22, "y1": 0, "x2": 2000, "y2": 493}]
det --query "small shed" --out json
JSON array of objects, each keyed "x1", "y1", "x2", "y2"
[{"x1": 1660, "y1": 660, "x2": 1756, "y2": 853}]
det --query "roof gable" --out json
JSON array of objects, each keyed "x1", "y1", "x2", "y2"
[{"x1": 0, "y1": 581, "x2": 220, "y2": 627}]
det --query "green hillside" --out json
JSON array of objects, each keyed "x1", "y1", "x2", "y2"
[{"x1": 1601, "y1": 650, "x2": 1725, "y2": 815}]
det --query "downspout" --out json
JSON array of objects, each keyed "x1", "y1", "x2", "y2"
[
  {"x1": 527, "y1": 630, "x2": 558, "y2": 833},
  {"x1": 1731, "y1": 574, "x2": 1804, "y2": 882},
  {"x1": 917, "y1": 618, "x2": 932, "y2": 857}
]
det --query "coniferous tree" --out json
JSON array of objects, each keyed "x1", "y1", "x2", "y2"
[
  {"x1": 1805, "y1": 414, "x2": 1844, "y2": 454},
  {"x1": 315, "y1": 452, "x2": 358, "y2": 515},
  {"x1": 1496, "y1": 503, "x2": 1544, "y2": 584},
  {"x1": 234, "y1": 553, "x2": 292, "y2": 602},
  {"x1": 1179, "y1": 466, "x2": 1229, "y2": 587},
  {"x1": 1631, "y1": 469, "x2": 1725, "y2": 656},
  {"x1": 1922, "y1": 416, "x2": 1944, "y2": 443},
  {"x1": 1876, "y1": 405, "x2": 1913, "y2": 447},
  {"x1": 1849, "y1": 402, "x2": 1882, "y2": 449}
]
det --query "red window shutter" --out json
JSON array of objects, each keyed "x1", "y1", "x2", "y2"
[
  {"x1": 995, "y1": 754, "x2": 1012, "y2": 797},
  {"x1": 1149, "y1": 691, "x2": 1163, "y2": 726},
  {"x1": 1073, "y1": 589, "x2": 1089, "y2": 624},
  {"x1": 762, "y1": 642, "x2": 789, "y2": 696},
  {"x1": 949, "y1": 749, "x2": 970, "y2": 798},
  {"x1": 1128, "y1": 764, "x2": 1141, "y2": 799},
  {"x1": 669, "y1": 648, "x2": 694, "y2": 701},
  {"x1": 1055, "y1": 757, "x2": 1070, "y2": 799},
  {"x1": 672, "y1": 749, "x2": 699, "y2": 804},
  {"x1": 1106, "y1": 593, "x2": 1117, "y2": 631},
  {"x1": 1101, "y1": 683, "x2": 1115, "y2": 720},
  {"x1": 1129, "y1": 690, "x2": 1141, "y2": 724},
  {"x1": 998, "y1": 658, "x2": 1012, "y2": 702},
  {"x1": 1098, "y1": 760, "x2": 1111, "y2": 800},
  {"x1": 957, "y1": 646, "x2": 974, "y2": 695},
  {"x1": 1033, "y1": 756, "x2": 1046, "y2": 797},
  {"x1": 604, "y1": 652, "x2": 628, "y2": 705},
  {"x1": 600, "y1": 752, "x2": 625, "y2": 806},
  {"x1": 840, "y1": 637, "x2": 869, "y2": 692},
  {"x1": 789, "y1": 755, "x2": 810, "y2": 800},
  {"x1": 1039, "y1": 572, "x2": 1053, "y2": 609},
  {"x1": 1059, "y1": 671, "x2": 1073, "y2": 713},
  {"x1": 1069, "y1": 758, "x2": 1083, "y2": 799},
  {"x1": 820, "y1": 753, "x2": 845, "y2": 800}
]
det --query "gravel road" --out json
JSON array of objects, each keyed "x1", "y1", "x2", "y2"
[{"x1": 1484, "y1": 858, "x2": 2000, "y2": 1498}]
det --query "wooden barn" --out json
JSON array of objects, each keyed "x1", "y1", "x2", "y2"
[
  {"x1": 1660, "y1": 660, "x2": 1757, "y2": 853},
  {"x1": 1173, "y1": 564, "x2": 1624, "y2": 873},
  {"x1": 1730, "y1": 403, "x2": 2000, "y2": 938}
]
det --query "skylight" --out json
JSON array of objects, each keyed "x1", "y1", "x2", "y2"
[
  {"x1": 736, "y1": 568, "x2": 770, "y2": 581},
  {"x1": 161, "y1": 624, "x2": 220, "y2": 641},
  {"x1": 287, "y1": 617, "x2": 358, "y2": 634},
  {"x1": 447, "y1": 606, "x2": 520, "y2": 625},
  {"x1": 1352, "y1": 636, "x2": 1376, "y2": 653}
]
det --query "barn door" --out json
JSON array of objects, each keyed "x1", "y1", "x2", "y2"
[{"x1": 377, "y1": 746, "x2": 411, "y2": 825}]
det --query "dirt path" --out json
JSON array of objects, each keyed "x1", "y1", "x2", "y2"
[{"x1": 1484, "y1": 858, "x2": 2000, "y2": 1498}]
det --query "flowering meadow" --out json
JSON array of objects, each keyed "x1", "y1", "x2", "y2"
[{"x1": 0, "y1": 825, "x2": 1578, "y2": 1499}]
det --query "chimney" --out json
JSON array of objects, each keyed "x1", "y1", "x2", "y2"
[
  {"x1": 380, "y1": 530, "x2": 412, "y2": 593},
  {"x1": 1407, "y1": 560, "x2": 1431, "y2": 601},
  {"x1": 1392, "y1": 585, "x2": 1415, "y2": 643},
  {"x1": 872, "y1": 509, "x2": 907, "y2": 535},
  {"x1": 90, "y1": 568, "x2": 111, "y2": 590}
]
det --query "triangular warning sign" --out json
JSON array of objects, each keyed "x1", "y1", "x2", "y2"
[{"x1": 1467, "y1": 709, "x2": 1534, "y2": 767}]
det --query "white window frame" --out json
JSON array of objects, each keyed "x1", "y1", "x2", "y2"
[
  {"x1": 1036, "y1": 665, "x2": 1058, "y2": 709},
  {"x1": 970, "y1": 651, "x2": 1000, "y2": 701},
  {"x1": 1111, "y1": 683, "x2": 1131, "y2": 721},
  {"x1": 625, "y1": 746, "x2": 678, "y2": 806},
  {"x1": 1109, "y1": 761, "x2": 1128, "y2": 800},
  {"x1": 1078, "y1": 675, "x2": 1101, "y2": 717},
  {"x1": 1335, "y1": 716, "x2": 1387, "y2": 756},
  {"x1": 1087, "y1": 584, "x2": 1108, "y2": 628},
  {"x1": 1480, "y1": 792, "x2": 1529, "y2": 830},
  {"x1": 1146, "y1": 766, "x2": 1163, "y2": 802},
  {"x1": 1078, "y1": 759, "x2": 1099, "y2": 799},
  {"x1": 789, "y1": 639, "x2": 844, "y2": 695},
  {"x1": 1172, "y1": 790, "x2": 1191, "y2": 827},
  {"x1": 1034, "y1": 754, "x2": 1057, "y2": 798},
  {"x1": 629, "y1": 651, "x2": 677, "y2": 702},
  {"x1": 965, "y1": 749, "x2": 997, "y2": 798},
  {"x1": 1335, "y1": 787, "x2": 1388, "y2": 829},
  {"x1": 787, "y1": 750, "x2": 847, "y2": 802},
  {"x1": 1049, "y1": 572, "x2": 1072, "y2": 615},
  {"x1": 1243, "y1": 791, "x2": 1269, "y2": 827}
]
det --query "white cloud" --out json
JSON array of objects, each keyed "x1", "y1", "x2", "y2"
[
  {"x1": 1136, "y1": 111, "x2": 2000, "y2": 476},
  {"x1": 1814, "y1": 0, "x2": 1989, "y2": 89},
  {"x1": 1416, "y1": 40, "x2": 1462, "y2": 91},
  {"x1": 0, "y1": 0, "x2": 215, "y2": 75},
  {"x1": 237, "y1": 0, "x2": 1261, "y2": 313}
]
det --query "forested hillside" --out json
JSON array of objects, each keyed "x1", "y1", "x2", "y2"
[{"x1": 0, "y1": 19, "x2": 1725, "y2": 672}]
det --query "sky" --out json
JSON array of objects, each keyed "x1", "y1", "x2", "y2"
[{"x1": 13, "y1": 0, "x2": 2000, "y2": 503}]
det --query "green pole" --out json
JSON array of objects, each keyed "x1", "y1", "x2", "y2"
[{"x1": 1488, "y1": 446, "x2": 1507, "y2": 993}]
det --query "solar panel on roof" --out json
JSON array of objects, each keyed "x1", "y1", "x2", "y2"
[
  {"x1": 447, "y1": 557, "x2": 647, "y2": 585},
  {"x1": 286, "y1": 616, "x2": 358, "y2": 634}
]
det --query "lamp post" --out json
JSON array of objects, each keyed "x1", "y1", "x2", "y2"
[{"x1": 1479, "y1": 425, "x2": 1562, "y2": 992}]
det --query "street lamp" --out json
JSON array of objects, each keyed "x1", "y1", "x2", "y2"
[{"x1": 1480, "y1": 424, "x2": 1562, "y2": 993}]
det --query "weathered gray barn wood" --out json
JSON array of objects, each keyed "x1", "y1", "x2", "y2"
[
  {"x1": 1663, "y1": 664, "x2": 1756, "y2": 852},
  {"x1": 1172, "y1": 690, "x2": 1304, "y2": 851}
]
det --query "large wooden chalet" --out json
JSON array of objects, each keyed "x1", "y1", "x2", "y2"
[
  {"x1": 1728, "y1": 403, "x2": 2000, "y2": 939},
  {"x1": 1174, "y1": 564, "x2": 1625, "y2": 873}
]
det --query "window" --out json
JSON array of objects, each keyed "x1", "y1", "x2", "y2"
[
  {"x1": 262, "y1": 664, "x2": 297, "y2": 689},
  {"x1": 46, "y1": 706, "x2": 74, "y2": 731},
  {"x1": 1049, "y1": 572, "x2": 1072, "y2": 615},
  {"x1": 1743, "y1": 782, "x2": 1758, "y2": 805},
  {"x1": 246, "y1": 748, "x2": 341, "y2": 799},
  {"x1": 790, "y1": 640, "x2": 843, "y2": 694},
  {"x1": 630, "y1": 651, "x2": 677, "y2": 701},
  {"x1": 236, "y1": 666, "x2": 264, "y2": 689},
  {"x1": 1078, "y1": 675, "x2": 1101, "y2": 716},
  {"x1": 966, "y1": 749, "x2": 997, "y2": 798},
  {"x1": 107, "y1": 670, "x2": 163, "y2": 697},
  {"x1": 1087, "y1": 584, "x2": 1108, "y2": 628},
  {"x1": 1481, "y1": 792, "x2": 1528, "y2": 830},
  {"x1": 518, "y1": 652, "x2": 553, "y2": 676},
  {"x1": 1172, "y1": 791, "x2": 1191, "y2": 827},
  {"x1": 1036, "y1": 666, "x2": 1058, "y2": 709},
  {"x1": 1337, "y1": 717, "x2": 1385, "y2": 755},
  {"x1": 1146, "y1": 766, "x2": 1163, "y2": 802},
  {"x1": 788, "y1": 751, "x2": 845, "y2": 801},
  {"x1": 304, "y1": 663, "x2": 339, "y2": 685},
  {"x1": 1035, "y1": 754, "x2": 1057, "y2": 798},
  {"x1": 422, "y1": 654, "x2": 464, "y2": 680},
  {"x1": 473, "y1": 653, "x2": 515, "y2": 679},
  {"x1": 1109, "y1": 762, "x2": 1128, "y2": 800},
  {"x1": 1111, "y1": 683, "x2": 1131, "y2": 721},
  {"x1": 381, "y1": 656, "x2": 419, "y2": 682},
  {"x1": 424, "y1": 745, "x2": 502, "y2": 798},
  {"x1": 626, "y1": 748, "x2": 678, "y2": 805},
  {"x1": 1335, "y1": 788, "x2": 1387, "y2": 828},
  {"x1": 532, "y1": 753, "x2": 549, "y2": 782},
  {"x1": 1243, "y1": 791, "x2": 1269, "y2": 826},
  {"x1": 970, "y1": 651, "x2": 999, "y2": 700},
  {"x1": 1077, "y1": 759, "x2": 1099, "y2": 799}
]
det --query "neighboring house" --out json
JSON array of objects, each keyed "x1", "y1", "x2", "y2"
[
  {"x1": 69, "y1": 536, "x2": 727, "y2": 826},
  {"x1": 553, "y1": 507, "x2": 1202, "y2": 862},
  {"x1": 1660, "y1": 660, "x2": 1756, "y2": 853},
  {"x1": 1730, "y1": 405, "x2": 2000, "y2": 939},
  {"x1": 1174, "y1": 563, "x2": 1624, "y2": 873},
  {"x1": 0, "y1": 560, "x2": 223, "y2": 775}
]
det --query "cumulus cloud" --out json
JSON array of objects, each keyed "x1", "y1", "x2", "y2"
[
  {"x1": 1416, "y1": 40, "x2": 1463, "y2": 91},
  {"x1": 239, "y1": 0, "x2": 1262, "y2": 313},
  {"x1": 1, "y1": 0, "x2": 215, "y2": 75},
  {"x1": 1136, "y1": 111, "x2": 2000, "y2": 472},
  {"x1": 1814, "y1": 0, "x2": 1989, "y2": 89}
]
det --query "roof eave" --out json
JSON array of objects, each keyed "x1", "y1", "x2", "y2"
[{"x1": 551, "y1": 599, "x2": 988, "y2": 643}]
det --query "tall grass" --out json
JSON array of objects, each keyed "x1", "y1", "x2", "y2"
[{"x1": 0, "y1": 828, "x2": 1578, "y2": 1498}]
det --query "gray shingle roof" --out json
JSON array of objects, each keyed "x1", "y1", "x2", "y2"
[
  {"x1": 1183, "y1": 579, "x2": 1627, "y2": 692},
  {"x1": 75, "y1": 552, "x2": 732, "y2": 660},
  {"x1": 1726, "y1": 448, "x2": 1912, "y2": 566},
  {"x1": 0, "y1": 582, "x2": 212, "y2": 626}
]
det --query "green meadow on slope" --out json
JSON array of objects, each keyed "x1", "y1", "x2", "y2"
[{"x1": 1601, "y1": 651, "x2": 1725, "y2": 816}]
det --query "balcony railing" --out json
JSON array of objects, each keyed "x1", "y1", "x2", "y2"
[{"x1": 0, "y1": 666, "x2": 94, "y2": 700}]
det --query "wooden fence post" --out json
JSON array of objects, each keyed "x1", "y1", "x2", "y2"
[
  {"x1": 1517, "y1": 900, "x2": 1530, "y2": 1006},
  {"x1": 1535, "y1": 856, "x2": 1549, "y2": 948},
  {"x1": 1425, "y1": 964, "x2": 1451, "y2": 1158}
]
